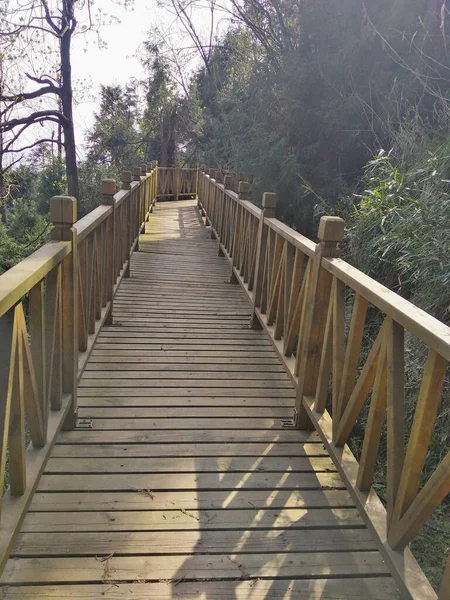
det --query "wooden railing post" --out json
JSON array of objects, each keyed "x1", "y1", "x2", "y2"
[
  {"x1": 294, "y1": 215, "x2": 345, "y2": 429},
  {"x1": 50, "y1": 195, "x2": 78, "y2": 430},
  {"x1": 195, "y1": 164, "x2": 200, "y2": 205},
  {"x1": 133, "y1": 167, "x2": 142, "y2": 247},
  {"x1": 101, "y1": 180, "x2": 117, "y2": 322},
  {"x1": 121, "y1": 171, "x2": 133, "y2": 262},
  {"x1": 229, "y1": 181, "x2": 250, "y2": 284},
  {"x1": 175, "y1": 166, "x2": 180, "y2": 201},
  {"x1": 250, "y1": 192, "x2": 277, "y2": 329},
  {"x1": 217, "y1": 175, "x2": 232, "y2": 257},
  {"x1": 154, "y1": 160, "x2": 158, "y2": 200},
  {"x1": 202, "y1": 168, "x2": 210, "y2": 221},
  {"x1": 140, "y1": 165, "x2": 148, "y2": 220},
  {"x1": 223, "y1": 174, "x2": 233, "y2": 250},
  {"x1": 199, "y1": 168, "x2": 206, "y2": 219},
  {"x1": 211, "y1": 170, "x2": 222, "y2": 238},
  {"x1": 146, "y1": 162, "x2": 155, "y2": 212}
]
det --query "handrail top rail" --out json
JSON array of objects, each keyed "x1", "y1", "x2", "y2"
[
  {"x1": 114, "y1": 188, "x2": 131, "y2": 207},
  {"x1": 323, "y1": 256, "x2": 450, "y2": 361},
  {"x1": 0, "y1": 240, "x2": 71, "y2": 317},
  {"x1": 265, "y1": 217, "x2": 316, "y2": 257},
  {"x1": 75, "y1": 205, "x2": 113, "y2": 242},
  {"x1": 204, "y1": 167, "x2": 450, "y2": 358},
  {"x1": 240, "y1": 199, "x2": 261, "y2": 219},
  {"x1": 158, "y1": 166, "x2": 197, "y2": 170},
  {"x1": 223, "y1": 188, "x2": 239, "y2": 201}
]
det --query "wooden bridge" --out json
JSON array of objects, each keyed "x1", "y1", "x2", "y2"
[{"x1": 0, "y1": 165, "x2": 449, "y2": 599}]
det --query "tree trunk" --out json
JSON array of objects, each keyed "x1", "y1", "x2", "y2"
[{"x1": 59, "y1": 17, "x2": 80, "y2": 208}]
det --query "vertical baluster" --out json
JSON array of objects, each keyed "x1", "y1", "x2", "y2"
[
  {"x1": 386, "y1": 317, "x2": 405, "y2": 525},
  {"x1": 141, "y1": 165, "x2": 148, "y2": 221},
  {"x1": 133, "y1": 167, "x2": 142, "y2": 251},
  {"x1": 29, "y1": 280, "x2": 47, "y2": 440},
  {"x1": 102, "y1": 179, "x2": 117, "y2": 323},
  {"x1": 77, "y1": 239, "x2": 88, "y2": 351},
  {"x1": 121, "y1": 171, "x2": 133, "y2": 268},
  {"x1": 146, "y1": 163, "x2": 154, "y2": 213},
  {"x1": 195, "y1": 164, "x2": 200, "y2": 203},
  {"x1": 45, "y1": 265, "x2": 62, "y2": 409},
  {"x1": 223, "y1": 175, "x2": 233, "y2": 253},
  {"x1": 251, "y1": 192, "x2": 277, "y2": 329},
  {"x1": 132, "y1": 166, "x2": 140, "y2": 228},
  {"x1": 0, "y1": 309, "x2": 14, "y2": 503},
  {"x1": 230, "y1": 182, "x2": 249, "y2": 284},
  {"x1": 389, "y1": 348, "x2": 447, "y2": 549},
  {"x1": 9, "y1": 304, "x2": 25, "y2": 496}
]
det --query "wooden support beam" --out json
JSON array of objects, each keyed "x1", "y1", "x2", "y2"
[{"x1": 50, "y1": 196, "x2": 78, "y2": 430}]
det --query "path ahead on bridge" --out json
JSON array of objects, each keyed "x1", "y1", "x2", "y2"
[{"x1": 1, "y1": 200, "x2": 399, "y2": 599}]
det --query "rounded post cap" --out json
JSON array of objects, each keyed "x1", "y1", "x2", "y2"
[
  {"x1": 223, "y1": 175, "x2": 233, "y2": 189},
  {"x1": 141, "y1": 165, "x2": 148, "y2": 175},
  {"x1": 121, "y1": 171, "x2": 132, "y2": 183},
  {"x1": 318, "y1": 216, "x2": 345, "y2": 243},
  {"x1": 146, "y1": 162, "x2": 153, "y2": 172},
  {"x1": 133, "y1": 167, "x2": 142, "y2": 180},
  {"x1": 50, "y1": 196, "x2": 77, "y2": 226},
  {"x1": 262, "y1": 192, "x2": 277, "y2": 210},
  {"x1": 215, "y1": 170, "x2": 223, "y2": 182},
  {"x1": 238, "y1": 181, "x2": 251, "y2": 195},
  {"x1": 101, "y1": 179, "x2": 117, "y2": 196}
]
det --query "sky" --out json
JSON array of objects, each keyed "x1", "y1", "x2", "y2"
[
  {"x1": 70, "y1": 0, "x2": 225, "y2": 154},
  {"x1": 71, "y1": 1, "x2": 149, "y2": 146},
  {"x1": 2, "y1": 0, "x2": 229, "y2": 163}
]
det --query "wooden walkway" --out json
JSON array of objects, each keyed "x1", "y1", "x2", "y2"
[{"x1": 1, "y1": 200, "x2": 399, "y2": 599}]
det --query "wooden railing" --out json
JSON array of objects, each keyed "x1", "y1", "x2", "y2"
[
  {"x1": 0, "y1": 163, "x2": 448, "y2": 595},
  {"x1": 198, "y1": 168, "x2": 450, "y2": 600},
  {"x1": 156, "y1": 166, "x2": 198, "y2": 199},
  {"x1": 0, "y1": 162, "x2": 157, "y2": 568}
]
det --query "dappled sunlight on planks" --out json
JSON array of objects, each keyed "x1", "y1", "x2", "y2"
[{"x1": 1, "y1": 199, "x2": 399, "y2": 599}]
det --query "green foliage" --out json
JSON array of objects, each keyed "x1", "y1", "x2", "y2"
[
  {"x1": 35, "y1": 159, "x2": 66, "y2": 214},
  {"x1": 78, "y1": 161, "x2": 120, "y2": 216},
  {"x1": 185, "y1": 0, "x2": 450, "y2": 236},
  {"x1": 0, "y1": 198, "x2": 50, "y2": 274},
  {"x1": 86, "y1": 84, "x2": 143, "y2": 171},
  {"x1": 348, "y1": 135, "x2": 450, "y2": 323},
  {"x1": 140, "y1": 49, "x2": 179, "y2": 166}
]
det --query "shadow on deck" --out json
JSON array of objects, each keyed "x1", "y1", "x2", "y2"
[{"x1": 0, "y1": 200, "x2": 400, "y2": 599}]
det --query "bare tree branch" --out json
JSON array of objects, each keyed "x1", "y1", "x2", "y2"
[{"x1": 0, "y1": 110, "x2": 67, "y2": 134}]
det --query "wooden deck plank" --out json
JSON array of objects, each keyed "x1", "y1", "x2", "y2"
[
  {"x1": 2, "y1": 552, "x2": 391, "y2": 584},
  {"x1": 0, "y1": 579, "x2": 400, "y2": 599},
  {"x1": 55, "y1": 430, "x2": 314, "y2": 444},
  {"x1": 36, "y1": 471, "x2": 346, "y2": 492},
  {"x1": 86, "y1": 350, "x2": 279, "y2": 370},
  {"x1": 59, "y1": 418, "x2": 289, "y2": 429},
  {"x1": 78, "y1": 406, "x2": 294, "y2": 416},
  {"x1": 77, "y1": 397, "x2": 296, "y2": 407},
  {"x1": 49, "y1": 442, "x2": 325, "y2": 457},
  {"x1": 81, "y1": 371, "x2": 289, "y2": 380},
  {"x1": 76, "y1": 406, "x2": 293, "y2": 417},
  {"x1": 21, "y1": 507, "x2": 363, "y2": 532},
  {"x1": 45, "y1": 455, "x2": 337, "y2": 473},
  {"x1": 11, "y1": 528, "x2": 377, "y2": 556},
  {"x1": 27, "y1": 489, "x2": 355, "y2": 511},
  {"x1": 85, "y1": 363, "x2": 286, "y2": 371},
  {"x1": 78, "y1": 380, "x2": 294, "y2": 389},
  {"x1": 1, "y1": 200, "x2": 398, "y2": 598},
  {"x1": 76, "y1": 388, "x2": 296, "y2": 397}
]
